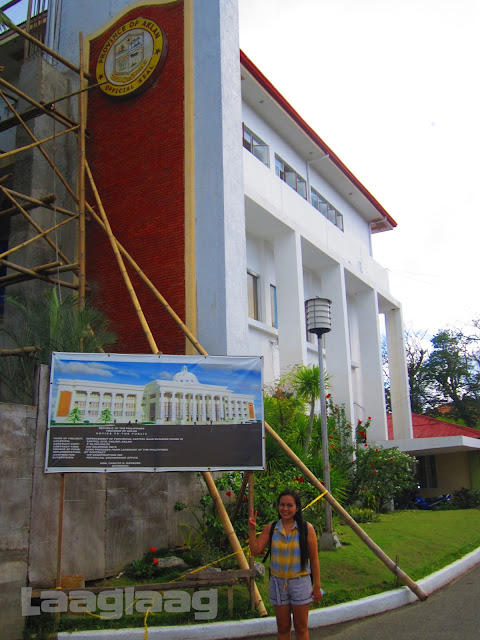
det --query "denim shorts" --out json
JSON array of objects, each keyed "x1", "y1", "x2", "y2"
[{"x1": 269, "y1": 574, "x2": 313, "y2": 606}]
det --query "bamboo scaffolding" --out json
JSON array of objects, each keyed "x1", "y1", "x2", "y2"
[
  {"x1": 0, "y1": 123, "x2": 79, "y2": 160},
  {"x1": 0, "y1": 258, "x2": 80, "y2": 290},
  {"x1": 0, "y1": 193, "x2": 56, "y2": 217},
  {"x1": 0, "y1": 261, "x2": 78, "y2": 286},
  {"x1": 0, "y1": 77, "x2": 77, "y2": 130},
  {"x1": 0, "y1": 215, "x2": 77, "y2": 261},
  {"x1": 1, "y1": 190, "x2": 76, "y2": 218},
  {"x1": 85, "y1": 162, "x2": 160, "y2": 354},
  {"x1": 0, "y1": 185, "x2": 70, "y2": 264},
  {"x1": 0, "y1": 11, "x2": 91, "y2": 78}
]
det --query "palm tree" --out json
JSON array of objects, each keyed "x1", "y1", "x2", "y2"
[
  {"x1": 291, "y1": 364, "x2": 321, "y2": 453},
  {"x1": 0, "y1": 288, "x2": 116, "y2": 403}
]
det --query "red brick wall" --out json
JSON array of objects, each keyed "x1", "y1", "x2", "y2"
[{"x1": 86, "y1": 1, "x2": 185, "y2": 354}]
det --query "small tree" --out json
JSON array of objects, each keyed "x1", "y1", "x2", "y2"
[
  {"x1": 68, "y1": 407, "x2": 83, "y2": 424},
  {"x1": 100, "y1": 408, "x2": 112, "y2": 424}
]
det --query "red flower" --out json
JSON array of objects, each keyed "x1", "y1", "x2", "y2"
[
  {"x1": 260, "y1": 550, "x2": 265, "y2": 555},
  {"x1": 334, "y1": 407, "x2": 338, "y2": 412},
  {"x1": 351, "y1": 461, "x2": 355, "y2": 465},
  {"x1": 243, "y1": 496, "x2": 248, "y2": 502},
  {"x1": 226, "y1": 491, "x2": 232, "y2": 497},
  {"x1": 150, "y1": 546, "x2": 157, "y2": 553},
  {"x1": 299, "y1": 477, "x2": 305, "y2": 483},
  {"x1": 358, "y1": 420, "x2": 362, "y2": 425},
  {"x1": 326, "y1": 394, "x2": 331, "y2": 399},
  {"x1": 347, "y1": 425, "x2": 352, "y2": 429},
  {"x1": 373, "y1": 470, "x2": 378, "y2": 475},
  {"x1": 368, "y1": 417, "x2": 372, "y2": 420},
  {"x1": 153, "y1": 558, "x2": 158, "y2": 564},
  {"x1": 364, "y1": 443, "x2": 368, "y2": 447},
  {"x1": 328, "y1": 436, "x2": 333, "y2": 440},
  {"x1": 375, "y1": 449, "x2": 379, "y2": 452},
  {"x1": 361, "y1": 487, "x2": 366, "y2": 492},
  {"x1": 390, "y1": 458, "x2": 394, "y2": 462}
]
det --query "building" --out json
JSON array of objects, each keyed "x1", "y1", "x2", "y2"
[{"x1": 0, "y1": 0, "x2": 413, "y2": 448}]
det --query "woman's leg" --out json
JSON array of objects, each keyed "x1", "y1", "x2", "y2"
[
  {"x1": 291, "y1": 603, "x2": 311, "y2": 640},
  {"x1": 273, "y1": 604, "x2": 293, "y2": 640}
]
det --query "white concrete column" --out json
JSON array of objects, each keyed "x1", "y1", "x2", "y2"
[
  {"x1": 274, "y1": 230, "x2": 307, "y2": 372},
  {"x1": 321, "y1": 264, "x2": 355, "y2": 426},
  {"x1": 194, "y1": 0, "x2": 248, "y2": 355},
  {"x1": 385, "y1": 306, "x2": 413, "y2": 439},
  {"x1": 355, "y1": 289, "x2": 388, "y2": 441}
]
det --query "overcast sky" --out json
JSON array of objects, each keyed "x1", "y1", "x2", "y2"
[
  {"x1": 240, "y1": 0, "x2": 480, "y2": 338},
  {"x1": 5, "y1": 1, "x2": 480, "y2": 337}
]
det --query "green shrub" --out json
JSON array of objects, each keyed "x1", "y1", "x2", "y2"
[
  {"x1": 345, "y1": 506, "x2": 380, "y2": 523},
  {"x1": 452, "y1": 487, "x2": 480, "y2": 509}
]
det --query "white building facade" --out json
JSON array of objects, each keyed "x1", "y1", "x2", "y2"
[{"x1": 3, "y1": 0, "x2": 412, "y2": 442}]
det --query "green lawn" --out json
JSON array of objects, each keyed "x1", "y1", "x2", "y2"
[{"x1": 24, "y1": 509, "x2": 480, "y2": 637}]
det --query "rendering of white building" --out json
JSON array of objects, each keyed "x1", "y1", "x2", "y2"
[{"x1": 52, "y1": 366, "x2": 255, "y2": 425}]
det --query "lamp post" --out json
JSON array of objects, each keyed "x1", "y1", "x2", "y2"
[{"x1": 305, "y1": 297, "x2": 338, "y2": 550}]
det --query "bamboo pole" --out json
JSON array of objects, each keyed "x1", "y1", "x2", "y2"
[
  {"x1": 0, "y1": 194, "x2": 56, "y2": 217},
  {"x1": 0, "y1": 215, "x2": 77, "y2": 260},
  {"x1": 77, "y1": 33, "x2": 86, "y2": 308},
  {"x1": 0, "y1": 123, "x2": 79, "y2": 160},
  {"x1": 0, "y1": 260, "x2": 61, "y2": 282},
  {"x1": 0, "y1": 345, "x2": 40, "y2": 356},
  {"x1": 0, "y1": 258, "x2": 80, "y2": 290},
  {"x1": 0, "y1": 186, "x2": 70, "y2": 264},
  {"x1": 85, "y1": 162, "x2": 160, "y2": 354},
  {"x1": 247, "y1": 471, "x2": 255, "y2": 610},
  {"x1": 1, "y1": 12, "x2": 91, "y2": 78},
  {"x1": 0, "y1": 77, "x2": 77, "y2": 129},
  {"x1": 0, "y1": 262, "x2": 78, "y2": 286},
  {"x1": 264, "y1": 422, "x2": 428, "y2": 601},
  {"x1": 86, "y1": 203, "x2": 207, "y2": 356},
  {"x1": 202, "y1": 472, "x2": 267, "y2": 616}
]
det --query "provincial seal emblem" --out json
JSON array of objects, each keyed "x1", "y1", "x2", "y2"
[{"x1": 96, "y1": 18, "x2": 167, "y2": 98}]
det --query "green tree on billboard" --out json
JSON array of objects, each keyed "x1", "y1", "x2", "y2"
[
  {"x1": 68, "y1": 407, "x2": 83, "y2": 424},
  {"x1": 100, "y1": 408, "x2": 112, "y2": 424}
]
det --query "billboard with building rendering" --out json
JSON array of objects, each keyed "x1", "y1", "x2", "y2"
[{"x1": 45, "y1": 352, "x2": 264, "y2": 472}]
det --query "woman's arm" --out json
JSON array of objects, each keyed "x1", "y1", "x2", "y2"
[
  {"x1": 248, "y1": 508, "x2": 272, "y2": 557},
  {"x1": 307, "y1": 522, "x2": 322, "y2": 603}
]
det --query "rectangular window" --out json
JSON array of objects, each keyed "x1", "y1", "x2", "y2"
[
  {"x1": 243, "y1": 124, "x2": 269, "y2": 166},
  {"x1": 275, "y1": 155, "x2": 307, "y2": 199},
  {"x1": 270, "y1": 284, "x2": 278, "y2": 329},
  {"x1": 247, "y1": 270, "x2": 259, "y2": 320},
  {"x1": 416, "y1": 455, "x2": 437, "y2": 489},
  {"x1": 310, "y1": 186, "x2": 344, "y2": 232}
]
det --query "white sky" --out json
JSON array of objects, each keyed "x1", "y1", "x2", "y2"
[
  {"x1": 4, "y1": 1, "x2": 480, "y2": 335},
  {"x1": 239, "y1": 0, "x2": 480, "y2": 337}
]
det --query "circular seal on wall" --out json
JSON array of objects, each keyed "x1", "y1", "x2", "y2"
[{"x1": 96, "y1": 18, "x2": 168, "y2": 99}]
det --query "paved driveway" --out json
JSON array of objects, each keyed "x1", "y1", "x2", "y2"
[{"x1": 243, "y1": 563, "x2": 480, "y2": 640}]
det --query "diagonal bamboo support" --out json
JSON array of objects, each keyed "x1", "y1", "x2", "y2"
[
  {"x1": 0, "y1": 214, "x2": 78, "y2": 261},
  {"x1": 0, "y1": 186, "x2": 71, "y2": 264},
  {"x1": 0, "y1": 123, "x2": 79, "y2": 160},
  {"x1": 85, "y1": 162, "x2": 160, "y2": 354},
  {"x1": 0, "y1": 258, "x2": 80, "y2": 290}
]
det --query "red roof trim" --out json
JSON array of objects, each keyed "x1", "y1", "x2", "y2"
[
  {"x1": 240, "y1": 50, "x2": 397, "y2": 229},
  {"x1": 387, "y1": 413, "x2": 480, "y2": 440}
]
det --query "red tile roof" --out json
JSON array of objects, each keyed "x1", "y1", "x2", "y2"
[{"x1": 387, "y1": 413, "x2": 480, "y2": 440}]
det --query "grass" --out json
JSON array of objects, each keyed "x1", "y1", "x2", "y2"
[{"x1": 23, "y1": 509, "x2": 480, "y2": 638}]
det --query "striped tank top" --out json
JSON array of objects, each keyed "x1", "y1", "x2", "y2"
[{"x1": 269, "y1": 519, "x2": 310, "y2": 579}]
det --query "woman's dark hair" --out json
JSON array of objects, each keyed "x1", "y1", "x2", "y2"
[{"x1": 277, "y1": 489, "x2": 309, "y2": 570}]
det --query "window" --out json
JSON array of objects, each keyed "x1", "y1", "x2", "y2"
[
  {"x1": 243, "y1": 124, "x2": 269, "y2": 166},
  {"x1": 416, "y1": 455, "x2": 437, "y2": 489},
  {"x1": 247, "y1": 270, "x2": 259, "y2": 320},
  {"x1": 275, "y1": 155, "x2": 307, "y2": 199},
  {"x1": 311, "y1": 186, "x2": 344, "y2": 232},
  {"x1": 270, "y1": 284, "x2": 278, "y2": 329}
]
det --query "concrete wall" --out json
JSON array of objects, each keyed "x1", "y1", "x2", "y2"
[{"x1": 0, "y1": 365, "x2": 204, "y2": 638}]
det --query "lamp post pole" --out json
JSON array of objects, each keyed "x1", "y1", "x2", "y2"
[{"x1": 305, "y1": 297, "x2": 338, "y2": 550}]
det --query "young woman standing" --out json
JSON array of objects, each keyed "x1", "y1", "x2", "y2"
[{"x1": 248, "y1": 489, "x2": 322, "y2": 640}]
